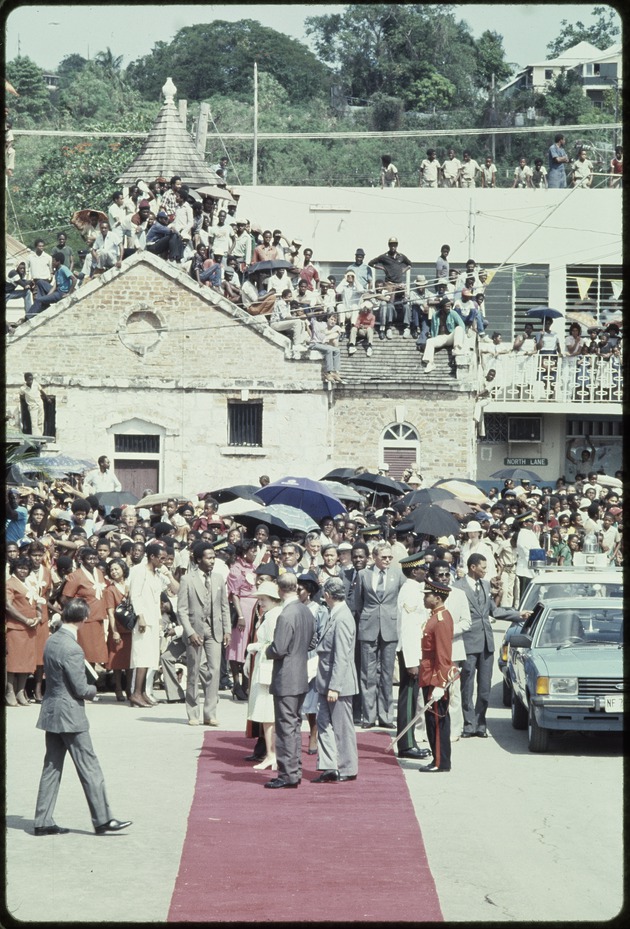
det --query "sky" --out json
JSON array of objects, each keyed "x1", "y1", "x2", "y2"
[{"x1": 3, "y1": 3, "x2": 622, "y2": 74}]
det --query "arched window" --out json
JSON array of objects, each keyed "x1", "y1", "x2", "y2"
[{"x1": 380, "y1": 423, "x2": 420, "y2": 479}]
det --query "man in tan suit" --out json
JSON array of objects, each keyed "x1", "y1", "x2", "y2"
[{"x1": 177, "y1": 542, "x2": 230, "y2": 726}]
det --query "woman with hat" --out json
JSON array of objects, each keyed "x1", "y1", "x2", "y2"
[
  {"x1": 510, "y1": 511, "x2": 541, "y2": 602},
  {"x1": 245, "y1": 581, "x2": 283, "y2": 771},
  {"x1": 418, "y1": 578, "x2": 456, "y2": 772},
  {"x1": 297, "y1": 573, "x2": 328, "y2": 754},
  {"x1": 459, "y1": 520, "x2": 495, "y2": 575},
  {"x1": 5, "y1": 557, "x2": 40, "y2": 706},
  {"x1": 227, "y1": 539, "x2": 259, "y2": 701}
]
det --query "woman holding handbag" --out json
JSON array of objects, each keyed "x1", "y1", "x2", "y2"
[
  {"x1": 61, "y1": 547, "x2": 108, "y2": 667},
  {"x1": 104, "y1": 559, "x2": 132, "y2": 702},
  {"x1": 245, "y1": 582, "x2": 283, "y2": 771}
]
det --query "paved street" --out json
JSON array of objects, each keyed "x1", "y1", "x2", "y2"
[{"x1": 5, "y1": 621, "x2": 623, "y2": 923}]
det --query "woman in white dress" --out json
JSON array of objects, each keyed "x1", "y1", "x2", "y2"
[
  {"x1": 129, "y1": 543, "x2": 178, "y2": 708},
  {"x1": 245, "y1": 582, "x2": 282, "y2": 771}
]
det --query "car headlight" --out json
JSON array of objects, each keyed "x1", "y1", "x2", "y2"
[
  {"x1": 501, "y1": 644, "x2": 508, "y2": 662},
  {"x1": 537, "y1": 677, "x2": 578, "y2": 696}
]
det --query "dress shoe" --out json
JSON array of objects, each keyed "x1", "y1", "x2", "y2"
[
  {"x1": 476, "y1": 730, "x2": 489, "y2": 738},
  {"x1": 143, "y1": 693, "x2": 158, "y2": 705},
  {"x1": 203, "y1": 718, "x2": 219, "y2": 726},
  {"x1": 398, "y1": 747, "x2": 432, "y2": 760},
  {"x1": 264, "y1": 777, "x2": 298, "y2": 789},
  {"x1": 361, "y1": 721, "x2": 375, "y2": 729},
  {"x1": 244, "y1": 753, "x2": 266, "y2": 762},
  {"x1": 460, "y1": 731, "x2": 476, "y2": 739},
  {"x1": 253, "y1": 754, "x2": 277, "y2": 771},
  {"x1": 94, "y1": 819, "x2": 132, "y2": 834},
  {"x1": 378, "y1": 720, "x2": 395, "y2": 729},
  {"x1": 418, "y1": 764, "x2": 449, "y2": 773},
  {"x1": 167, "y1": 698, "x2": 185, "y2": 704},
  {"x1": 312, "y1": 770, "x2": 339, "y2": 783},
  {"x1": 34, "y1": 825, "x2": 70, "y2": 836},
  {"x1": 5, "y1": 691, "x2": 19, "y2": 707},
  {"x1": 115, "y1": 693, "x2": 126, "y2": 703},
  {"x1": 16, "y1": 690, "x2": 31, "y2": 706},
  {"x1": 188, "y1": 718, "x2": 200, "y2": 726},
  {"x1": 129, "y1": 695, "x2": 151, "y2": 708},
  {"x1": 306, "y1": 748, "x2": 317, "y2": 755},
  {"x1": 338, "y1": 774, "x2": 357, "y2": 782}
]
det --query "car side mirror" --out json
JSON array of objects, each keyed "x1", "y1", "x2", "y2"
[{"x1": 510, "y1": 634, "x2": 532, "y2": 648}]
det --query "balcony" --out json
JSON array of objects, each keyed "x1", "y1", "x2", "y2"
[{"x1": 479, "y1": 352, "x2": 623, "y2": 408}]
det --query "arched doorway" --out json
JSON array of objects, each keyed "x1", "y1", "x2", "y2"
[{"x1": 380, "y1": 423, "x2": 420, "y2": 479}]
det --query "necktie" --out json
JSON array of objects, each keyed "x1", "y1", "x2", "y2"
[
  {"x1": 475, "y1": 579, "x2": 483, "y2": 604},
  {"x1": 204, "y1": 572, "x2": 213, "y2": 619},
  {"x1": 377, "y1": 569, "x2": 386, "y2": 597}
]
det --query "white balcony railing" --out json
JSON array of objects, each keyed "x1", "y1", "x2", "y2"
[{"x1": 478, "y1": 352, "x2": 623, "y2": 404}]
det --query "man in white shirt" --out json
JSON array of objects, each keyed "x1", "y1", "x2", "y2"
[
  {"x1": 270, "y1": 289, "x2": 307, "y2": 347},
  {"x1": 27, "y1": 240, "x2": 53, "y2": 297},
  {"x1": 572, "y1": 148, "x2": 594, "y2": 188},
  {"x1": 91, "y1": 221, "x2": 123, "y2": 272},
  {"x1": 480, "y1": 155, "x2": 497, "y2": 188},
  {"x1": 512, "y1": 157, "x2": 533, "y2": 189},
  {"x1": 459, "y1": 151, "x2": 480, "y2": 188},
  {"x1": 419, "y1": 150, "x2": 441, "y2": 188},
  {"x1": 83, "y1": 456, "x2": 122, "y2": 495},
  {"x1": 441, "y1": 149, "x2": 461, "y2": 188}
]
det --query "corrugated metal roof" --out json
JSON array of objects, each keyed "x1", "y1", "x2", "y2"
[{"x1": 117, "y1": 79, "x2": 221, "y2": 187}]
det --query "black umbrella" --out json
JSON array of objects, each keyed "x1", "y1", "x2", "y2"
[
  {"x1": 401, "y1": 487, "x2": 456, "y2": 508},
  {"x1": 490, "y1": 467, "x2": 543, "y2": 483},
  {"x1": 350, "y1": 472, "x2": 406, "y2": 496},
  {"x1": 396, "y1": 505, "x2": 460, "y2": 538},
  {"x1": 320, "y1": 468, "x2": 359, "y2": 483},
  {"x1": 202, "y1": 484, "x2": 261, "y2": 504},
  {"x1": 246, "y1": 259, "x2": 294, "y2": 275},
  {"x1": 94, "y1": 491, "x2": 139, "y2": 507}
]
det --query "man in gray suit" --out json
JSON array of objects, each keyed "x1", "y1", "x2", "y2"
[
  {"x1": 354, "y1": 541, "x2": 405, "y2": 728},
  {"x1": 177, "y1": 542, "x2": 230, "y2": 726},
  {"x1": 313, "y1": 577, "x2": 359, "y2": 783},
  {"x1": 264, "y1": 573, "x2": 316, "y2": 789},
  {"x1": 33, "y1": 598, "x2": 131, "y2": 835},
  {"x1": 453, "y1": 553, "x2": 525, "y2": 738}
]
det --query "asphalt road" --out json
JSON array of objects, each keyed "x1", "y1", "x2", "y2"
[{"x1": 4, "y1": 621, "x2": 624, "y2": 923}]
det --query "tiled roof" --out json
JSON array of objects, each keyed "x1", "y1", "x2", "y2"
[{"x1": 117, "y1": 79, "x2": 221, "y2": 188}]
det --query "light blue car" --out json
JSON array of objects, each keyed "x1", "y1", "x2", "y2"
[{"x1": 507, "y1": 598, "x2": 623, "y2": 752}]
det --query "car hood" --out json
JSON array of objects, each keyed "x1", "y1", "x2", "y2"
[{"x1": 534, "y1": 646, "x2": 623, "y2": 677}]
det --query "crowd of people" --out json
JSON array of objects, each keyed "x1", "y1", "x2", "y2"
[
  {"x1": 381, "y1": 140, "x2": 623, "y2": 189},
  {"x1": 6, "y1": 456, "x2": 623, "y2": 780}
]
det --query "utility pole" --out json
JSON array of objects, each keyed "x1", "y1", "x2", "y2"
[
  {"x1": 195, "y1": 102, "x2": 209, "y2": 156},
  {"x1": 491, "y1": 73, "x2": 496, "y2": 163},
  {"x1": 253, "y1": 61, "x2": 258, "y2": 186},
  {"x1": 468, "y1": 197, "x2": 475, "y2": 256}
]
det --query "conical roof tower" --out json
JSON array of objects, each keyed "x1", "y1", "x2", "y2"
[{"x1": 117, "y1": 77, "x2": 220, "y2": 187}]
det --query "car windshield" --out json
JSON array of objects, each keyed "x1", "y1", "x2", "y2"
[
  {"x1": 520, "y1": 581, "x2": 623, "y2": 612},
  {"x1": 535, "y1": 608, "x2": 623, "y2": 648}
]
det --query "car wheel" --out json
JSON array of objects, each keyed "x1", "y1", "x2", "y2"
[
  {"x1": 511, "y1": 690, "x2": 528, "y2": 730},
  {"x1": 527, "y1": 702, "x2": 550, "y2": 753},
  {"x1": 502, "y1": 677, "x2": 511, "y2": 708}
]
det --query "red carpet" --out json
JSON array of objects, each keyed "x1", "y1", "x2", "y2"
[{"x1": 168, "y1": 730, "x2": 443, "y2": 922}]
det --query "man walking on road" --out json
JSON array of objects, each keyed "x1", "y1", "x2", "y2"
[{"x1": 33, "y1": 598, "x2": 131, "y2": 835}]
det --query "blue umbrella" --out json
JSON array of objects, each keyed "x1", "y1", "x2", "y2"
[
  {"x1": 230, "y1": 504, "x2": 318, "y2": 537},
  {"x1": 255, "y1": 476, "x2": 346, "y2": 522},
  {"x1": 19, "y1": 454, "x2": 96, "y2": 475},
  {"x1": 527, "y1": 306, "x2": 563, "y2": 320}
]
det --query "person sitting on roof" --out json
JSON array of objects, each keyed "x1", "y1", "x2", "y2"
[
  {"x1": 270, "y1": 288, "x2": 308, "y2": 348},
  {"x1": 90, "y1": 220, "x2": 123, "y2": 275},
  {"x1": 28, "y1": 253, "x2": 76, "y2": 318}
]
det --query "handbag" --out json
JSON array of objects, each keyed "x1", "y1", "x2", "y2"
[{"x1": 114, "y1": 596, "x2": 137, "y2": 631}]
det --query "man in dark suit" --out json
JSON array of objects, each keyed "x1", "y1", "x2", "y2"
[
  {"x1": 342, "y1": 542, "x2": 369, "y2": 723},
  {"x1": 312, "y1": 577, "x2": 359, "y2": 783},
  {"x1": 452, "y1": 553, "x2": 525, "y2": 738},
  {"x1": 354, "y1": 541, "x2": 405, "y2": 728},
  {"x1": 33, "y1": 598, "x2": 131, "y2": 835},
  {"x1": 177, "y1": 541, "x2": 230, "y2": 726},
  {"x1": 264, "y1": 573, "x2": 316, "y2": 788}
]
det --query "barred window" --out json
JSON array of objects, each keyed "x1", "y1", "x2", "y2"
[
  {"x1": 228, "y1": 401, "x2": 263, "y2": 447},
  {"x1": 480, "y1": 413, "x2": 509, "y2": 443},
  {"x1": 114, "y1": 434, "x2": 160, "y2": 454}
]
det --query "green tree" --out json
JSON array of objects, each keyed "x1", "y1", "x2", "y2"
[
  {"x1": 306, "y1": 4, "x2": 496, "y2": 109},
  {"x1": 541, "y1": 70, "x2": 598, "y2": 124},
  {"x1": 369, "y1": 93, "x2": 404, "y2": 131},
  {"x1": 474, "y1": 30, "x2": 513, "y2": 91},
  {"x1": 546, "y1": 5, "x2": 620, "y2": 56},
  {"x1": 5, "y1": 57, "x2": 51, "y2": 122},
  {"x1": 56, "y1": 53, "x2": 88, "y2": 85},
  {"x1": 126, "y1": 21, "x2": 331, "y2": 104}
]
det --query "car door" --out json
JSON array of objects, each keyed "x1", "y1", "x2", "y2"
[{"x1": 511, "y1": 604, "x2": 544, "y2": 703}]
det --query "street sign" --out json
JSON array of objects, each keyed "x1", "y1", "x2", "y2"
[{"x1": 504, "y1": 457, "x2": 548, "y2": 466}]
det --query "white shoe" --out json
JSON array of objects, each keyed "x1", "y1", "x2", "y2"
[
  {"x1": 188, "y1": 718, "x2": 200, "y2": 726},
  {"x1": 385, "y1": 328, "x2": 393, "y2": 340},
  {"x1": 424, "y1": 362, "x2": 436, "y2": 373},
  {"x1": 348, "y1": 345, "x2": 356, "y2": 355},
  {"x1": 402, "y1": 328, "x2": 410, "y2": 338},
  {"x1": 366, "y1": 346, "x2": 373, "y2": 357}
]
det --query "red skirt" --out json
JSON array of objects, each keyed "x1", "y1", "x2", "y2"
[
  {"x1": 107, "y1": 628, "x2": 132, "y2": 670},
  {"x1": 77, "y1": 619, "x2": 108, "y2": 664},
  {"x1": 6, "y1": 625, "x2": 38, "y2": 673},
  {"x1": 34, "y1": 619, "x2": 50, "y2": 665}
]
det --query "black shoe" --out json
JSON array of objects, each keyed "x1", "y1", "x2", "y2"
[
  {"x1": 264, "y1": 777, "x2": 299, "y2": 789},
  {"x1": 476, "y1": 730, "x2": 489, "y2": 738},
  {"x1": 361, "y1": 721, "x2": 375, "y2": 729},
  {"x1": 378, "y1": 330, "x2": 385, "y2": 340},
  {"x1": 166, "y1": 698, "x2": 185, "y2": 704},
  {"x1": 398, "y1": 747, "x2": 432, "y2": 760},
  {"x1": 244, "y1": 753, "x2": 266, "y2": 762},
  {"x1": 338, "y1": 774, "x2": 357, "y2": 782},
  {"x1": 94, "y1": 819, "x2": 132, "y2": 834},
  {"x1": 34, "y1": 825, "x2": 69, "y2": 836},
  {"x1": 461, "y1": 731, "x2": 476, "y2": 739},
  {"x1": 312, "y1": 770, "x2": 339, "y2": 783},
  {"x1": 418, "y1": 763, "x2": 450, "y2": 773},
  {"x1": 378, "y1": 720, "x2": 395, "y2": 729}
]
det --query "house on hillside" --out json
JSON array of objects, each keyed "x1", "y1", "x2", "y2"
[{"x1": 499, "y1": 41, "x2": 622, "y2": 106}]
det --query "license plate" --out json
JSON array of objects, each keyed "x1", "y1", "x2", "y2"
[{"x1": 604, "y1": 695, "x2": 623, "y2": 713}]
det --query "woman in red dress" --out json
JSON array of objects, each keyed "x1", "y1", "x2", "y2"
[
  {"x1": 104, "y1": 559, "x2": 132, "y2": 702},
  {"x1": 6, "y1": 558, "x2": 40, "y2": 706},
  {"x1": 61, "y1": 547, "x2": 108, "y2": 666},
  {"x1": 419, "y1": 578, "x2": 455, "y2": 773}
]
